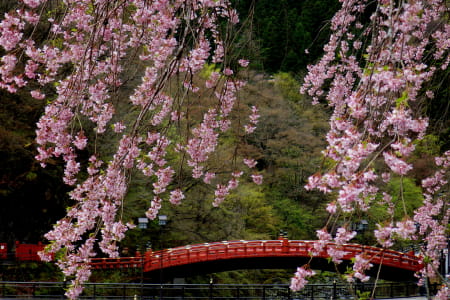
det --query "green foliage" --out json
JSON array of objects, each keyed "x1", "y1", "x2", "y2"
[
  {"x1": 356, "y1": 290, "x2": 372, "y2": 300},
  {"x1": 90, "y1": 269, "x2": 142, "y2": 283},
  {"x1": 310, "y1": 270, "x2": 341, "y2": 284},
  {"x1": 224, "y1": 184, "x2": 279, "y2": 239},
  {"x1": 163, "y1": 183, "x2": 278, "y2": 244},
  {"x1": 187, "y1": 269, "x2": 296, "y2": 285},
  {"x1": 272, "y1": 196, "x2": 321, "y2": 240},
  {"x1": 273, "y1": 72, "x2": 306, "y2": 105},
  {"x1": 233, "y1": 0, "x2": 340, "y2": 73},
  {"x1": 200, "y1": 63, "x2": 220, "y2": 79},
  {"x1": 116, "y1": 72, "x2": 332, "y2": 255},
  {"x1": 413, "y1": 134, "x2": 441, "y2": 156},
  {"x1": 0, "y1": 262, "x2": 63, "y2": 282},
  {"x1": 242, "y1": 73, "x2": 329, "y2": 207},
  {"x1": 231, "y1": 72, "x2": 332, "y2": 243},
  {"x1": 388, "y1": 177, "x2": 423, "y2": 218},
  {"x1": 395, "y1": 91, "x2": 409, "y2": 108},
  {"x1": 0, "y1": 89, "x2": 70, "y2": 244},
  {"x1": 423, "y1": 66, "x2": 450, "y2": 150},
  {"x1": 370, "y1": 177, "x2": 423, "y2": 223},
  {"x1": 25, "y1": 171, "x2": 38, "y2": 181}
]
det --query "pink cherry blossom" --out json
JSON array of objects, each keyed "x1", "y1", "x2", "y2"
[
  {"x1": 238, "y1": 59, "x2": 249, "y2": 67},
  {"x1": 30, "y1": 89, "x2": 45, "y2": 100},
  {"x1": 326, "y1": 202, "x2": 337, "y2": 214},
  {"x1": 73, "y1": 131, "x2": 87, "y2": 150},
  {"x1": 335, "y1": 227, "x2": 356, "y2": 245},
  {"x1": 244, "y1": 106, "x2": 259, "y2": 134},
  {"x1": 112, "y1": 122, "x2": 125, "y2": 133},
  {"x1": 227, "y1": 178, "x2": 239, "y2": 190},
  {"x1": 22, "y1": 0, "x2": 42, "y2": 8},
  {"x1": 203, "y1": 172, "x2": 216, "y2": 184},
  {"x1": 311, "y1": 228, "x2": 331, "y2": 255},
  {"x1": 374, "y1": 224, "x2": 394, "y2": 248},
  {"x1": 169, "y1": 189, "x2": 185, "y2": 205},
  {"x1": 327, "y1": 246, "x2": 347, "y2": 264},
  {"x1": 251, "y1": 174, "x2": 263, "y2": 185},
  {"x1": 351, "y1": 254, "x2": 373, "y2": 282},
  {"x1": 383, "y1": 152, "x2": 413, "y2": 175},
  {"x1": 223, "y1": 68, "x2": 233, "y2": 76},
  {"x1": 213, "y1": 184, "x2": 229, "y2": 207},
  {"x1": 394, "y1": 219, "x2": 416, "y2": 240},
  {"x1": 290, "y1": 266, "x2": 315, "y2": 291},
  {"x1": 243, "y1": 158, "x2": 257, "y2": 168}
]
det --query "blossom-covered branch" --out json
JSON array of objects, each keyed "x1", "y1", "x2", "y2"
[
  {"x1": 301, "y1": 0, "x2": 449, "y2": 297},
  {"x1": 0, "y1": 0, "x2": 259, "y2": 298}
]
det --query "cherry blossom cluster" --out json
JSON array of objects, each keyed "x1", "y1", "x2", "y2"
[
  {"x1": 347, "y1": 254, "x2": 373, "y2": 283},
  {"x1": 0, "y1": 0, "x2": 259, "y2": 298},
  {"x1": 290, "y1": 266, "x2": 316, "y2": 291},
  {"x1": 302, "y1": 0, "x2": 449, "y2": 292},
  {"x1": 310, "y1": 227, "x2": 357, "y2": 265},
  {"x1": 414, "y1": 151, "x2": 450, "y2": 300}
]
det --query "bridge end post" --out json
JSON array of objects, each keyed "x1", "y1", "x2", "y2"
[
  {"x1": 333, "y1": 280, "x2": 337, "y2": 299},
  {"x1": 279, "y1": 237, "x2": 289, "y2": 253},
  {"x1": 208, "y1": 278, "x2": 213, "y2": 300},
  {"x1": 144, "y1": 249, "x2": 152, "y2": 272}
]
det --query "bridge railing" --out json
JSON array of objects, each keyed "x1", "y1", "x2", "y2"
[
  {"x1": 141, "y1": 240, "x2": 422, "y2": 273},
  {"x1": 0, "y1": 281, "x2": 437, "y2": 299},
  {"x1": 145, "y1": 240, "x2": 289, "y2": 270},
  {"x1": 337, "y1": 243, "x2": 421, "y2": 271},
  {"x1": 91, "y1": 256, "x2": 143, "y2": 269},
  {"x1": 89, "y1": 240, "x2": 422, "y2": 274}
]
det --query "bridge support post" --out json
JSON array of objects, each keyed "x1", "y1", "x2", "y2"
[
  {"x1": 209, "y1": 280, "x2": 213, "y2": 300},
  {"x1": 159, "y1": 284, "x2": 164, "y2": 300},
  {"x1": 62, "y1": 281, "x2": 67, "y2": 299},
  {"x1": 333, "y1": 280, "x2": 337, "y2": 299},
  {"x1": 282, "y1": 238, "x2": 289, "y2": 253}
]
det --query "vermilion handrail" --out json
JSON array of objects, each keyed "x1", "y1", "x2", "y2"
[{"x1": 89, "y1": 240, "x2": 423, "y2": 273}]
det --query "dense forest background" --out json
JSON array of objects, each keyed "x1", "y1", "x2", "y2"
[{"x1": 0, "y1": 0, "x2": 448, "y2": 283}]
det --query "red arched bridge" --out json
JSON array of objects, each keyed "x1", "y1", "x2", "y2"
[{"x1": 90, "y1": 239, "x2": 422, "y2": 281}]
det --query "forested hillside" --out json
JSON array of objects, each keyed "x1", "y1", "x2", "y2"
[
  {"x1": 0, "y1": 0, "x2": 448, "y2": 294},
  {"x1": 232, "y1": 0, "x2": 340, "y2": 72},
  {"x1": 0, "y1": 0, "x2": 339, "y2": 247},
  {"x1": 0, "y1": 0, "x2": 448, "y2": 251}
]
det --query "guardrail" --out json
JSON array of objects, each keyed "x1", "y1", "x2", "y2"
[{"x1": 0, "y1": 281, "x2": 438, "y2": 299}]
